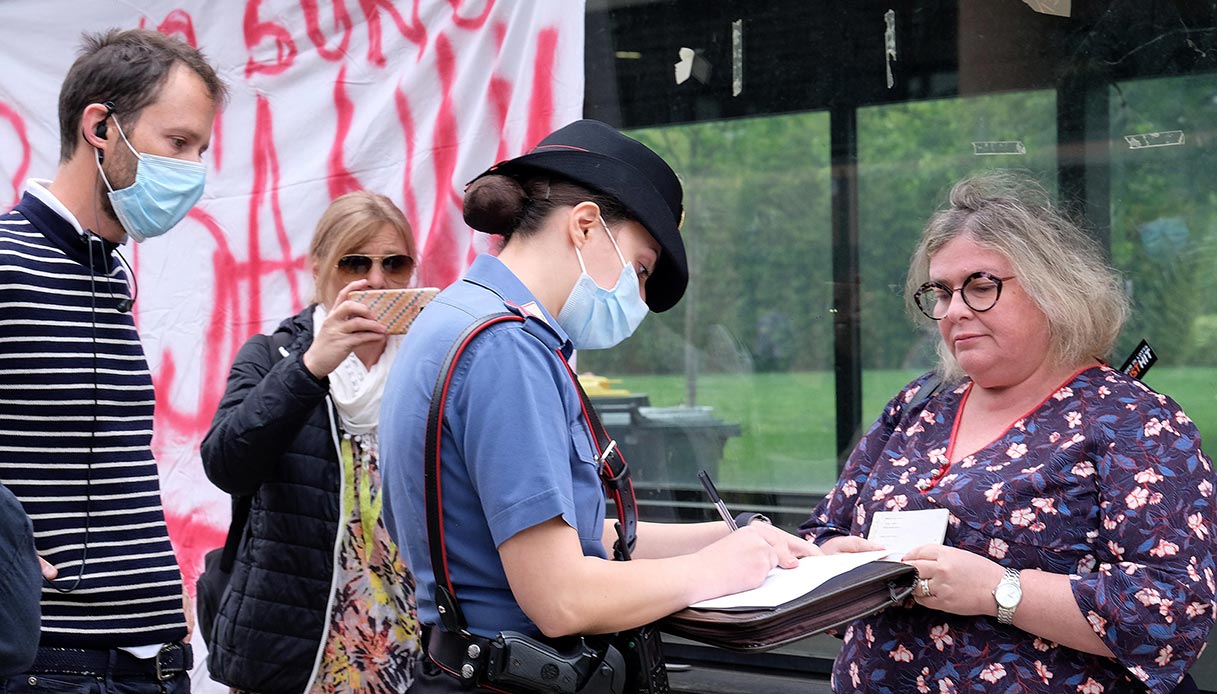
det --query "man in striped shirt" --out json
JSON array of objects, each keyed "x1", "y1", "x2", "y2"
[{"x1": 0, "y1": 29, "x2": 226, "y2": 693}]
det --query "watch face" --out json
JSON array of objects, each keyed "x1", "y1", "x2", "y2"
[{"x1": 995, "y1": 582, "x2": 1021, "y2": 607}]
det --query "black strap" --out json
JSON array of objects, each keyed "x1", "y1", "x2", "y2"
[
  {"x1": 424, "y1": 311, "x2": 640, "y2": 634},
  {"x1": 219, "y1": 329, "x2": 295, "y2": 573}
]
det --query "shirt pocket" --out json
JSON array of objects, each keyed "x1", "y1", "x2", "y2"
[{"x1": 569, "y1": 422, "x2": 606, "y2": 550}]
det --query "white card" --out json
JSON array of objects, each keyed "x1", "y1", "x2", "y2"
[{"x1": 866, "y1": 508, "x2": 950, "y2": 560}]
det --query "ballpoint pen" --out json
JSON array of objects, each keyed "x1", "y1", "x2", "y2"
[{"x1": 698, "y1": 469, "x2": 739, "y2": 532}]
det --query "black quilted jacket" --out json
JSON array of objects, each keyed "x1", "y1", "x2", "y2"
[{"x1": 201, "y1": 307, "x2": 340, "y2": 693}]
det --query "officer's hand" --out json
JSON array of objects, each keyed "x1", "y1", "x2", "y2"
[{"x1": 695, "y1": 525, "x2": 781, "y2": 598}]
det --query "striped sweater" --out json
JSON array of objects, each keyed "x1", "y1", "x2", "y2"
[{"x1": 0, "y1": 192, "x2": 186, "y2": 648}]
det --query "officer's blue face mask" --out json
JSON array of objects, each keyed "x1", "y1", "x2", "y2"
[
  {"x1": 95, "y1": 115, "x2": 206, "y2": 243},
  {"x1": 556, "y1": 216, "x2": 650, "y2": 350}
]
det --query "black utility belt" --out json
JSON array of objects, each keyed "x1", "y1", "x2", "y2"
[{"x1": 427, "y1": 627, "x2": 627, "y2": 694}]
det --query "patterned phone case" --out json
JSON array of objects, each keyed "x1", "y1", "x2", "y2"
[{"x1": 350, "y1": 288, "x2": 439, "y2": 334}]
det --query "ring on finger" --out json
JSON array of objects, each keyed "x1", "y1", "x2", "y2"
[{"x1": 919, "y1": 577, "x2": 933, "y2": 598}]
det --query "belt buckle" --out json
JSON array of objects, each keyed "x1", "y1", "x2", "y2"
[{"x1": 155, "y1": 643, "x2": 177, "y2": 682}]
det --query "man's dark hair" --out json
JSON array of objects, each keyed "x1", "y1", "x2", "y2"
[{"x1": 57, "y1": 28, "x2": 228, "y2": 163}]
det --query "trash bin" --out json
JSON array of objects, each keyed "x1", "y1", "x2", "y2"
[{"x1": 592, "y1": 398, "x2": 741, "y2": 487}]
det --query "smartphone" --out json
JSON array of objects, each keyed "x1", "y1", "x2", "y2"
[{"x1": 348, "y1": 287, "x2": 440, "y2": 334}]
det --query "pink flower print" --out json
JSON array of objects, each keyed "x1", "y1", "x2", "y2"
[
  {"x1": 1155, "y1": 645, "x2": 1174, "y2": 667},
  {"x1": 886, "y1": 494, "x2": 909, "y2": 511},
  {"x1": 1065, "y1": 411, "x2": 1082, "y2": 428},
  {"x1": 1102, "y1": 515, "x2": 1119, "y2": 530},
  {"x1": 1086, "y1": 611, "x2": 1108, "y2": 634},
  {"x1": 1126, "y1": 403, "x2": 1137, "y2": 411},
  {"x1": 1199, "y1": 479, "x2": 1213, "y2": 498},
  {"x1": 1053, "y1": 386, "x2": 1073, "y2": 401},
  {"x1": 849, "y1": 661, "x2": 860, "y2": 688},
  {"x1": 1134, "y1": 468, "x2": 1164, "y2": 485},
  {"x1": 930, "y1": 624, "x2": 954, "y2": 651},
  {"x1": 1144, "y1": 418, "x2": 1165, "y2": 437},
  {"x1": 843, "y1": 625, "x2": 854, "y2": 643},
  {"x1": 1021, "y1": 463, "x2": 1044, "y2": 474},
  {"x1": 1098, "y1": 385, "x2": 1111, "y2": 397},
  {"x1": 916, "y1": 668, "x2": 931, "y2": 694},
  {"x1": 920, "y1": 409, "x2": 935, "y2": 423},
  {"x1": 1187, "y1": 511, "x2": 1207, "y2": 538},
  {"x1": 928, "y1": 447, "x2": 948, "y2": 467},
  {"x1": 1031, "y1": 497, "x2": 1057, "y2": 514},
  {"x1": 890, "y1": 644, "x2": 913, "y2": 662},
  {"x1": 1029, "y1": 521, "x2": 1046, "y2": 532},
  {"x1": 872, "y1": 484, "x2": 894, "y2": 501},
  {"x1": 854, "y1": 504, "x2": 867, "y2": 528},
  {"x1": 1060, "y1": 432, "x2": 1086, "y2": 449},
  {"x1": 1187, "y1": 601, "x2": 1209, "y2": 618},
  {"x1": 959, "y1": 455, "x2": 976, "y2": 469},
  {"x1": 905, "y1": 422, "x2": 925, "y2": 436},
  {"x1": 1135, "y1": 587, "x2": 1163, "y2": 607},
  {"x1": 938, "y1": 678, "x2": 957, "y2": 694},
  {"x1": 1106, "y1": 540, "x2": 1125, "y2": 559},
  {"x1": 1010, "y1": 508, "x2": 1036, "y2": 526},
  {"x1": 1077, "y1": 554, "x2": 1096, "y2": 573},
  {"x1": 1049, "y1": 431, "x2": 1061, "y2": 443},
  {"x1": 1034, "y1": 660, "x2": 1053, "y2": 684},
  {"x1": 1032, "y1": 637, "x2": 1053, "y2": 652},
  {"x1": 988, "y1": 538, "x2": 1009, "y2": 559},
  {"x1": 898, "y1": 471, "x2": 911, "y2": 485},
  {"x1": 841, "y1": 479, "x2": 857, "y2": 497},
  {"x1": 1072, "y1": 460, "x2": 1095, "y2": 477},
  {"x1": 1125, "y1": 487, "x2": 1149, "y2": 509},
  {"x1": 1188, "y1": 559, "x2": 1202, "y2": 582},
  {"x1": 1150, "y1": 539, "x2": 1179, "y2": 558},
  {"x1": 1006, "y1": 442, "x2": 1028, "y2": 459},
  {"x1": 1175, "y1": 410, "x2": 1193, "y2": 425},
  {"x1": 984, "y1": 482, "x2": 1004, "y2": 503},
  {"x1": 979, "y1": 663, "x2": 1007, "y2": 683},
  {"x1": 891, "y1": 455, "x2": 910, "y2": 467},
  {"x1": 1077, "y1": 677, "x2": 1105, "y2": 694},
  {"x1": 1014, "y1": 418, "x2": 1027, "y2": 431}
]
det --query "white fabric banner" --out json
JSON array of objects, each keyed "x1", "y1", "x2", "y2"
[{"x1": 0, "y1": 0, "x2": 584, "y2": 684}]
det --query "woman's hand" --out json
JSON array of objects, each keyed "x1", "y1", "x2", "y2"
[
  {"x1": 302, "y1": 279, "x2": 388, "y2": 378},
  {"x1": 901, "y1": 544, "x2": 1005, "y2": 617},
  {"x1": 747, "y1": 522, "x2": 822, "y2": 567},
  {"x1": 819, "y1": 535, "x2": 886, "y2": 555}
]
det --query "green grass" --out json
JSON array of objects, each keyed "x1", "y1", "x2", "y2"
[{"x1": 607, "y1": 367, "x2": 1217, "y2": 493}]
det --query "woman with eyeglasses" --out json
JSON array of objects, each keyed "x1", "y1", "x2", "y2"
[
  {"x1": 202, "y1": 191, "x2": 422, "y2": 693},
  {"x1": 799, "y1": 172, "x2": 1214, "y2": 694}
]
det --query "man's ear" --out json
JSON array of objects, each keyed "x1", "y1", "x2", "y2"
[
  {"x1": 566, "y1": 201, "x2": 602, "y2": 250},
  {"x1": 81, "y1": 103, "x2": 113, "y2": 153}
]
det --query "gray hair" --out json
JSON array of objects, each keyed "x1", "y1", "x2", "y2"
[{"x1": 905, "y1": 171, "x2": 1129, "y2": 381}]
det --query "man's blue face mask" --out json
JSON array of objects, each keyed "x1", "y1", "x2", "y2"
[
  {"x1": 95, "y1": 114, "x2": 206, "y2": 243},
  {"x1": 556, "y1": 216, "x2": 650, "y2": 350}
]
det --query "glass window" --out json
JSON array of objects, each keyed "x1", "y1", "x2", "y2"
[{"x1": 585, "y1": 0, "x2": 1217, "y2": 687}]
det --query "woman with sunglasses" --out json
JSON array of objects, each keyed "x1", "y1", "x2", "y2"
[
  {"x1": 202, "y1": 191, "x2": 422, "y2": 693},
  {"x1": 799, "y1": 171, "x2": 1214, "y2": 693}
]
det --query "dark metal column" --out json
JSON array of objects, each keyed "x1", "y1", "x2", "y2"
[
  {"x1": 1057, "y1": 76, "x2": 1112, "y2": 251},
  {"x1": 830, "y1": 104, "x2": 862, "y2": 471}
]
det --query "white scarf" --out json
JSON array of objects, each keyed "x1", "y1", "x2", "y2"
[{"x1": 313, "y1": 304, "x2": 402, "y2": 435}]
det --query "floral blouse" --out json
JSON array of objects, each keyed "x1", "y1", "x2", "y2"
[
  {"x1": 309, "y1": 432, "x2": 421, "y2": 694},
  {"x1": 801, "y1": 365, "x2": 1215, "y2": 693}
]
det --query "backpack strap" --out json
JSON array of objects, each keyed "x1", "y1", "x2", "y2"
[
  {"x1": 218, "y1": 329, "x2": 296, "y2": 573},
  {"x1": 425, "y1": 312, "x2": 640, "y2": 635}
]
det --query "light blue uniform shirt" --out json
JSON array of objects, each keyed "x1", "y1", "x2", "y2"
[{"x1": 381, "y1": 255, "x2": 608, "y2": 639}]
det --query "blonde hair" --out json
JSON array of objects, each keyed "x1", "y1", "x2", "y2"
[
  {"x1": 309, "y1": 191, "x2": 416, "y2": 303},
  {"x1": 906, "y1": 171, "x2": 1129, "y2": 381}
]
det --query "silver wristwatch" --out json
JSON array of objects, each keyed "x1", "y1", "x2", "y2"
[{"x1": 993, "y1": 567, "x2": 1022, "y2": 624}]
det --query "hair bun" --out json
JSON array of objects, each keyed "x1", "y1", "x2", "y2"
[{"x1": 464, "y1": 175, "x2": 527, "y2": 237}]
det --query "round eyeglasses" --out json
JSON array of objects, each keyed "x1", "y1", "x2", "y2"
[
  {"x1": 335, "y1": 254, "x2": 415, "y2": 280},
  {"x1": 914, "y1": 271, "x2": 1015, "y2": 320}
]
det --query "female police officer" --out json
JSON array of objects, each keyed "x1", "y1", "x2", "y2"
[{"x1": 380, "y1": 120, "x2": 817, "y2": 692}]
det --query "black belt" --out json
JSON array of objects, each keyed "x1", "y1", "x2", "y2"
[
  {"x1": 427, "y1": 628, "x2": 502, "y2": 690},
  {"x1": 30, "y1": 642, "x2": 192, "y2": 681}
]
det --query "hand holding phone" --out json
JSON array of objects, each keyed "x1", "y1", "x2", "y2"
[{"x1": 348, "y1": 288, "x2": 439, "y2": 334}]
